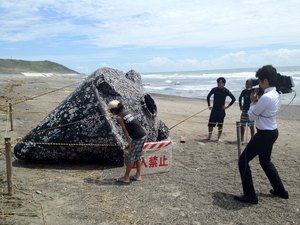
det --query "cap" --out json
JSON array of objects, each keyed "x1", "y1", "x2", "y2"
[{"x1": 108, "y1": 100, "x2": 120, "y2": 109}]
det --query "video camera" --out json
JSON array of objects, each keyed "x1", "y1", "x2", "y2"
[{"x1": 250, "y1": 73, "x2": 294, "y2": 94}]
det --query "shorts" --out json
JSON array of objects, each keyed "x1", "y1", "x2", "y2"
[
  {"x1": 208, "y1": 109, "x2": 226, "y2": 128},
  {"x1": 240, "y1": 110, "x2": 254, "y2": 127},
  {"x1": 124, "y1": 136, "x2": 146, "y2": 164}
]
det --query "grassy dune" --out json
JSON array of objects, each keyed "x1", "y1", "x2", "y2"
[{"x1": 0, "y1": 58, "x2": 79, "y2": 74}]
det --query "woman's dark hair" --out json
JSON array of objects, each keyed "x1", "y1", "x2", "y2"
[
  {"x1": 217, "y1": 77, "x2": 226, "y2": 84},
  {"x1": 256, "y1": 65, "x2": 278, "y2": 86}
]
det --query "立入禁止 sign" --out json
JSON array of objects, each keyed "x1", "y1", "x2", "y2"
[{"x1": 132, "y1": 140, "x2": 173, "y2": 174}]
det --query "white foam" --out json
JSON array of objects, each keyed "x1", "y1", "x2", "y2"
[
  {"x1": 22, "y1": 72, "x2": 46, "y2": 77},
  {"x1": 21, "y1": 73, "x2": 78, "y2": 77}
]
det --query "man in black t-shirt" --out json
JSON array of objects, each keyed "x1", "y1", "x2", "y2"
[{"x1": 206, "y1": 77, "x2": 236, "y2": 141}]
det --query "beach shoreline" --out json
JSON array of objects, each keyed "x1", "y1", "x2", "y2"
[
  {"x1": 1, "y1": 77, "x2": 299, "y2": 225},
  {"x1": 141, "y1": 66, "x2": 300, "y2": 106}
]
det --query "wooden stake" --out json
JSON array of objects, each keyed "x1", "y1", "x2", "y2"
[
  {"x1": 5, "y1": 137, "x2": 13, "y2": 196},
  {"x1": 9, "y1": 103, "x2": 13, "y2": 131},
  {"x1": 236, "y1": 121, "x2": 241, "y2": 159},
  {"x1": 180, "y1": 136, "x2": 186, "y2": 143}
]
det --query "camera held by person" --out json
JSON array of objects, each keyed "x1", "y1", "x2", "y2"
[{"x1": 249, "y1": 73, "x2": 294, "y2": 94}]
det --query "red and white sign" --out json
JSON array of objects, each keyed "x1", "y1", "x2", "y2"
[
  {"x1": 133, "y1": 139, "x2": 173, "y2": 175},
  {"x1": 143, "y1": 140, "x2": 172, "y2": 151}
]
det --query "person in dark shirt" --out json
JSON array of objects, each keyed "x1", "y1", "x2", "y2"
[
  {"x1": 239, "y1": 80, "x2": 255, "y2": 143},
  {"x1": 108, "y1": 100, "x2": 147, "y2": 184},
  {"x1": 206, "y1": 77, "x2": 236, "y2": 141}
]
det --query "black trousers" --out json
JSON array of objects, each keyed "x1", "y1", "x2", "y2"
[{"x1": 238, "y1": 128, "x2": 286, "y2": 197}]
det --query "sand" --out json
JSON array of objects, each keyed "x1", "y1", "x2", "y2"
[{"x1": 0, "y1": 76, "x2": 300, "y2": 225}]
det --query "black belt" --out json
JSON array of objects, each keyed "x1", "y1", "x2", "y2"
[{"x1": 256, "y1": 128, "x2": 277, "y2": 132}]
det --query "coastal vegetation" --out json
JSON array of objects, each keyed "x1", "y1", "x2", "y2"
[{"x1": 0, "y1": 58, "x2": 78, "y2": 74}]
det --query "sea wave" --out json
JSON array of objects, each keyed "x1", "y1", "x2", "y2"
[{"x1": 142, "y1": 67, "x2": 300, "y2": 105}]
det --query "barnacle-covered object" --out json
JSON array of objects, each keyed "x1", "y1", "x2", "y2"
[{"x1": 14, "y1": 67, "x2": 169, "y2": 165}]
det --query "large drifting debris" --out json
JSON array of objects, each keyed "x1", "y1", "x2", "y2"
[{"x1": 14, "y1": 67, "x2": 169, "y2": 165}]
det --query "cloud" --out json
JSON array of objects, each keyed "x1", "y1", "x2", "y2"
[
  {"x1": 130, "y1": 49, "x2": 300, "y2": 72},
  {"x1": 1, "y1": 1, "x2": 300, "y2": 73},
  {"x1": 1, "y1": 0, "x2": 300, "y2": 49},
  {"x1": 17, "y1": 48, "x2": 300, "y2": 73}
]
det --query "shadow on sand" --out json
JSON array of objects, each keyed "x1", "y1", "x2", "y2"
[
  {"x1": 12, "y1": 159, "x2": 119, "y2": 171},
  {"x1": 212, "y1": 192, "x2": 254, "y2": 210}
]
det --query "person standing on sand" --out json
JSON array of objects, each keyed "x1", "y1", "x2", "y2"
[
  {"x1": 239, "y1": 79, "x2": 255, "y2": 143},
  {"x1": 108, "y1": 100, "x2": 147, "y2": 184},
  {"x1": 206, "y1": 77, "x2": 236, "y2": 142},
  {"x1": 234, "y1": 65, "x2": 289, "y2": 204}
]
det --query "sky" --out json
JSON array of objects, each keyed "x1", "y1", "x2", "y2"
[{"x1": 1, "y1": 0, "x2": 300, "y2": 74}]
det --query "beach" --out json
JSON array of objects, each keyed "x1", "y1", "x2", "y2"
[{"x1": 1, "y1": 76, "x2": 300, "y2": 225}]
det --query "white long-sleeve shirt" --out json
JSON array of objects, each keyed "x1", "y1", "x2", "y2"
[{"x1": 248, "y1": 87, "x2": 280, "y2": 130}]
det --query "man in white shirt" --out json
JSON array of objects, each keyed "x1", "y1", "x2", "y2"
[{"x1": 234, "y1": 65, "x2": 289, "y2": 204}]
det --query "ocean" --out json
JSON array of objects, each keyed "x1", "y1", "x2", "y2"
[{"x1": 141, "y1": 66, "x2": 300, "y2": 105}]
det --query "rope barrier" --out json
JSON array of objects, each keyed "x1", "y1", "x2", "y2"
[
  {"x1": 15, "y1": 141, "x2": 119, "y2": 147},
  {"x1": 9, "y1": 111, "x2": 50, "y2": 115},
  {"x1": 11, "y1": 82, "x2": 79, "y2": 106},
  {"x1": 0, "y1": 75, "x2": 247, "y2": 141},
  {"x1": 169, "y1": 107, "x2": 209, "y2": 130},
  {"x1": 0, "y1": 75, "x2": 248, "y2": 153},
  {"x1": 0, "y1": 81, "x2": 79, "y2": 112},
  {"x1": 0, "y1": 77, "x2": 150, "y2": 139},
  {"x1": 1, "y1": 108, "x2": 242, "y2": 137},
  {"x1": 29, "y1": 113, "x2": 106, "y2": 135}
]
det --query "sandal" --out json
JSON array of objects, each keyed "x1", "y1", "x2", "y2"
[
  {"x1": 130, "y1": 175, "x2": 142, "y2": 181},
  {"x1": 115, "y1": 177, "x2": 130, "y2": 185}
]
